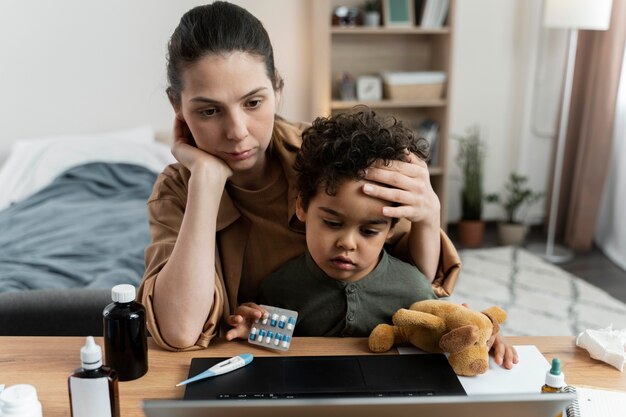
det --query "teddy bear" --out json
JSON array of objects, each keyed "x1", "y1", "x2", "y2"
[{"x1": 368, "y1": 300, "x2": 507, "y2": 376}]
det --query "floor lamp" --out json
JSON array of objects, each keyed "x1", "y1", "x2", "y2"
[{"x1": 529, "y1": 0, "x2": 613, "y2": 264}]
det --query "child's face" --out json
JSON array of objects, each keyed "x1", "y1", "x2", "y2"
[{"x1": 296, "y1": 179, "x2": 394, "y2": 283}]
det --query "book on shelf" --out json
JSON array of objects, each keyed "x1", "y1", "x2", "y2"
[
  {"x1": 435, "y1": 0, "x2": 449, "y2": 26},
  {"x1": 414, "y1": 0, "x2": 426, "y2": 24},
  {"x1": 417, "y1": 120, "x2": 439, "y2": 166},
  {"x1": 418, "y1": 0, "x2": 449, "y2": 28}
]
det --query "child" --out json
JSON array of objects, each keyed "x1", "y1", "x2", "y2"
[{"x1": 229, "y1": 107, "x2": 437, "y2": 337}]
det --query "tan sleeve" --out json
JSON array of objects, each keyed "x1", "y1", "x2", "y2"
[
  {"x1": 387, "y1": 220, "x2": 461, "y2": 297},
  {"x1": 431, "y1": 230, "x2": 461, "y2": 297},
  {"x1": 137, "y1": 172, "x2": 226, "y2": 351}
]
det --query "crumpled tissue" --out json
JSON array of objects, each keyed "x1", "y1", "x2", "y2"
[{"x1": 576, "y1": 325, "x2": 626, "y2": 371}]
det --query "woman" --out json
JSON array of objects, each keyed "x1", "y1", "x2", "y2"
[{"x1": 138, "y1": 1, "x2": 516, "y2": 369}]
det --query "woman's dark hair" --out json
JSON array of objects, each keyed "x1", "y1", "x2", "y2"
[
  {"x1": 166, "y1": 1, "x2": 283, "y2": 107},
  {"x1": 295, "y1": 106, "x2": 430, "y2": 211}
]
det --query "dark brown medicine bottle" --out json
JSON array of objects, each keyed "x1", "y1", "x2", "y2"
[{"x1": 103, "y1": 284, "x2": 148, "y2": 381}]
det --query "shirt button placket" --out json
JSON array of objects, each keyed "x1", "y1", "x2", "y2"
[{"x1": 346, "y1": 284, "x2": 357, "y2": 326}]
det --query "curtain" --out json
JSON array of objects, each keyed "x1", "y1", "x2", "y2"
[
  {"x1": 548, "y1": 0, "x2": 626, "y2": 251},
  {"x1": 595, "y1": 42, "x2": 626, "y2": 271}
]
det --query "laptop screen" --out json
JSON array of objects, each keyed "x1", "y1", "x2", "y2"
[{"x1": 183, "y1": 354, "x2": 465, "y2": 400}]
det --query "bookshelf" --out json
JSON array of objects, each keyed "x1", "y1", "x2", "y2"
[{"x1": 311, "y1": 0, "x2": 455, "y2": 229}]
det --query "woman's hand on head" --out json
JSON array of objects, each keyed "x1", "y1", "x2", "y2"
[
  {"x1": 171, "y1": 116, "x2": 233, "y2": 180},
  {"x1": 362, "y1": 152, "x2": 440, "y2": 226},
  {"x1": 225, "y1": 302, "x2": 268, "y2": 341}
]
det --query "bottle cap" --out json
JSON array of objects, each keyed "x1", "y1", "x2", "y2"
[
  {"x1": 0, "y1": 384, "x2": 43, "y2": 416},
  {"x1": 80, "y1": 336, "x2": 103, "y2": 370},
  {"x1": 112, "y1": 284, "x2": 136, "y2": 303},
  {"x1": 545, "y1": 358, "x2": 565, "y2": 388}
]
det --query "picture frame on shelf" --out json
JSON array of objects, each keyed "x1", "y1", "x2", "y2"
[
  {"x1": 356, "y1": 75, "x2": 383, "y2": 101},
  {"x1": 382, "y1": 0, "x2": 414, "y2": 27}
]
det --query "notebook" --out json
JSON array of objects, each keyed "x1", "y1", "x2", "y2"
[
  {"x1": 183, "y1": 354, "x2": 465, "y2": 399},
  {"x1": 564, "y1": 386, "x2": 626, "y2": 417}
]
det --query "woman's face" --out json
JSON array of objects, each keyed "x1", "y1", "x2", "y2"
[{"x1": 178, "y1": 52, "x2": 279, "y2": 179}]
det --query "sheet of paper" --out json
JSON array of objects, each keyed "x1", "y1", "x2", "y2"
[{"x1": 397, "y1": 345, "x2": 550, "y2": 395}]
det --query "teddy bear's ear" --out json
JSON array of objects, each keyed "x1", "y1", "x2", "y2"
[
  {"x1": 482, "y1": 306, "x2": 507, "y2": 335},
  {"x1": 482, "y1": 306, "x2": 506, "y2": 323},
  {"x1": 439, "y1": 325, "x2": 480, "y2": 353}
]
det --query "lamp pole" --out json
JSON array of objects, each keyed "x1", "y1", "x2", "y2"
[
  {"x1": 528, "y1": 0, "x2": 613, "y2": 264},
  {"x1": 529, "y1": 29, "x2": 577, "y2": 264}
]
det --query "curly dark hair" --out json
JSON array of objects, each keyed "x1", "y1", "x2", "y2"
[{"x1": 295, "y1": 106, "x2": 429, "y2": 210}]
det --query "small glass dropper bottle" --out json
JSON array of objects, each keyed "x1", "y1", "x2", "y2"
[{"x1": 542, "y1": 358, "x2": 566, "y2": 417}]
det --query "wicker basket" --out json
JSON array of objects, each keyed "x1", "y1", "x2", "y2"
[{"x1": 382, "y1": 71, "x2": 446, "y2": 100}]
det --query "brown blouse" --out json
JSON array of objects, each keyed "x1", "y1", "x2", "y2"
[{"x1": 137, "y1": 119, "x2": 461, "y2": 351}]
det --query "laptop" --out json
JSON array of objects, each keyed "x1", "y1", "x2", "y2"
[
  {"x1": 142, "y1": 355, "x2": 575, "y2": 417},
  {"x1": 142, "y1": 393, "x2": 576, "y2": 417}
]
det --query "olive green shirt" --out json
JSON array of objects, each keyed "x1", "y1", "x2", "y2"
[{"x1": 258, "y1": 250, "x2": 437, "y2": 337}]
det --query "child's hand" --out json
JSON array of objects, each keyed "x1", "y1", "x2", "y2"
[
  {"x1": 225, "y1": 302, "x2": 268, "y2": 341},
  {"x1": 489, "y1": 333, "x2": 519, "y2": 369}
]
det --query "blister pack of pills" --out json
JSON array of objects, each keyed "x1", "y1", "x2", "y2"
[{"x1": 248, "y1": 305, "x2": 298, "y2": 351}]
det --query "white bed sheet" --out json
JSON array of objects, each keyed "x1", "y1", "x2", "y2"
[{"x1": 0, "y1": 126, "x2": 175, "y2": 211}]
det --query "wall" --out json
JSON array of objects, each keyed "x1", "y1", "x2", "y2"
[
  {"x1": 0, "y1": 0, "x2": 311, "y2": 162},
  {"x1": 0, "y1": 0, "x2": 561, "y2": 224},
  {"x1": 447, "y1": 0, "x2": 564, "y2": 224}
]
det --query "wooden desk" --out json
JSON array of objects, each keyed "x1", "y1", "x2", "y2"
[{"x1": 1, "y1": 336, "x2": 624, "y2": 417}]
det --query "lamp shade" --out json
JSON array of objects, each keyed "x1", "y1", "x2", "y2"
[{"x1": 544, "y1": 0, "x2": 613, "y2": 30}]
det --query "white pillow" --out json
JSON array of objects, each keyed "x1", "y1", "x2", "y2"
[{"x1": 0, "y1": 126, "x2": 175, "y2": 211}]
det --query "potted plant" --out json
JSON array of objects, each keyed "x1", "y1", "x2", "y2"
[
  {"x1": 485, "y1": 172, "x2": 543, "y2": 246},
  {"x1": 363, "y1": 0, "x2": 381, "y2": 27},
  {"x1": 455, "y1": 126, "x2": 487, "y2": 248}
]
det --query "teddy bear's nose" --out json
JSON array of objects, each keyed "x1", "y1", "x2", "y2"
[{"x1": 469, "y1": 359, "x2": 489, "y2": 375}]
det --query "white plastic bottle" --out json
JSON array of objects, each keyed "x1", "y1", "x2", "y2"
[
  {"x1": 0, "y1": 384, "x2": 42, "y2": 417},
  {"x1": 67, "y1": 336, "x2": 119, "y2": 417}
]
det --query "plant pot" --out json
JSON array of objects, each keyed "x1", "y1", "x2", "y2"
[
  {"x1": 457, "y1": 220, "x2": 485, "y2": 248},
  {"x1": 363, "y1": 11, "x2": 380, "y2": 27},
  {"x1": 497, "y1": 222, "x2": 528, "y2": 246}
]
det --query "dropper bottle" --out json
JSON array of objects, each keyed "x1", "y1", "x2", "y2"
[
  {"x1": 542, "y1": 358, "x2": 566, "y2": 417},
  {"x1": 543, "y1": 358, "x2": 566, "y2": 393},
  {"x1": 67, "y1": 336, "x2": 120, "y2": 417}
]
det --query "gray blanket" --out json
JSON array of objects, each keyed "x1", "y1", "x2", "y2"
[{"x1": 0, "y1": 162, "x2": 157, "y2": 292}]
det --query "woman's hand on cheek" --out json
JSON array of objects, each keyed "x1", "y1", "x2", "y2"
[
  {"x1": 363, "y1": 152, "x2": 440, "y2": 226},
  {"x1": 171, "y1": 116, "x2": 232, "y2": 180},
  {"x1": 171, "y1": 115, "x2": 197, "y2": 165}
]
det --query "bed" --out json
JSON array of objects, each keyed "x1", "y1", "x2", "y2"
[{"x1": 0, "y1": 126, "x2": 174, "y2": 335}]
